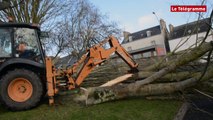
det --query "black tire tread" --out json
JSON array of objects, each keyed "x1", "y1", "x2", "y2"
[{"x1": 0, "y1": 69, "x2": 43, "y2": 111}]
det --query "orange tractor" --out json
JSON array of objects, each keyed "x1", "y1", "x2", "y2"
[{"x1": 0, "y1": 22, "x2": 138, "y2": 111}]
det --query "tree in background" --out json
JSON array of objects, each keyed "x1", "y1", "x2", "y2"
[
  {"x1": 46, "y1": 0, "x2": 121, "y2": 58},
  {"x1": 0, "y1": 0, "x2": 64, "y2": 25},
  {"x1": 0, "y1": 0, "x2": 121, "y2": 58}
]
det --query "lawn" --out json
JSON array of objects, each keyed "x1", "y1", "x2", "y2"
[{"x1": 0, "y1": 95, "x2": 182, "y2": 120}]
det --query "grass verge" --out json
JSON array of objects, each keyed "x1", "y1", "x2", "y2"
[{"x1": 0, "y1": 95, "x2": 182, "y2": 120}]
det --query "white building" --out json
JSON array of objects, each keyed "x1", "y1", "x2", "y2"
[
  {"x1": 121, "y1": 19, "x2": 170, "y2": 59},
  {"x1": 168, "y1": 18, "x2": 213, "y2": 52}
]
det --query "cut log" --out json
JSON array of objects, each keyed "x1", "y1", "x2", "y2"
[
  {"x1": 100, "y1": 74, "x2": 133, "y2": 87},
  {"x1": 74, "y1": 42, "x2": 213, "y2": 105},
  {"x1": 72, "y1": 41, "x2": 213, "y2": 106},
  {"x1": 82, "y1": 62, "x2": 213, "y2": 105}
]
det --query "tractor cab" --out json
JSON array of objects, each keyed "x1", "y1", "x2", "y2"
[
  {"x1": 0, "y1": 23, "x2": 45, "y2": 64},
  {"x1": 0, "y1": 23, "x2": 47, "y2": 111}
]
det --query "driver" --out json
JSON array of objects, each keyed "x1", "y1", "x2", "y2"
[{"x1": 17, "y1": 41, "x2": 36, "y2": 58}]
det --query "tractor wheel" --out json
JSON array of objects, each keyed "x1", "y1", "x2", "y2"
[{"x1": 0, "y1": 69, "x2": 43, "y2": 111}]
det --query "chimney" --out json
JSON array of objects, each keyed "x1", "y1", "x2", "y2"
[
  {"x1": 169, "y1": 24, "x2": 174, "y2": 33},
  {"x1": 160, "y1": 19, "x2": 166, "y2": 30},
  {"x1": 123, "y1": 31, "x2": 130, "y2": 41},
  {"x1": 146, "y1": 31, "x2": 151, "y2": 37}
]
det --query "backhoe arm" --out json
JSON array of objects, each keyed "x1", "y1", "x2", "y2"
[
  {"x1": 72, "y1": 36, "x2": 138, "y2": 86},
  {"x1": 46, "y1": 36, "x2": 138, "y2": 104}
]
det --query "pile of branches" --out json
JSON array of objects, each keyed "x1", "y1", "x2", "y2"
[{"x1": 74, "y1": 11, "x2": 213, "y2": 105}]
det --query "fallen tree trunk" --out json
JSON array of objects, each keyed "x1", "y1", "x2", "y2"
[
  {"x1": 82, "y1": 63, "x2": 213, "y2": 105},
  {"x1": 129, "y1": 42, "x2": 213, "y2": 87},
  {"x1": 128, "y1": 71, "x2": 199, "y2": 82},
  {"x1": 73, "y1": 41, "x2": 213, "y2": 105},
  {"x1": 144, "y1": 42, "x2": 213, "y2": 71},
  {"x1": 83, "y1": 71, "x2": 198, "y2": 87}
]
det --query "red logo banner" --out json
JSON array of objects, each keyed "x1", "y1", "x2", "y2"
[{"x1": 171, "y1": 5, "x2": 207, "y2": 12}]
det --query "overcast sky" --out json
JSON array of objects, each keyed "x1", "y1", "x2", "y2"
[{"x1": 90, "y1": 0, "x2": 213, "y2": 33}]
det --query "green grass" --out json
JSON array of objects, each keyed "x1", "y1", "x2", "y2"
[{"x1": 0, "y1": 95, "x2": 182, "y2": 120}]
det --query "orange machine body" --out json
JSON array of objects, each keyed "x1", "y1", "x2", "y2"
[{"x1": 46, "y1": 36, "x2": 138, "y2": 104}]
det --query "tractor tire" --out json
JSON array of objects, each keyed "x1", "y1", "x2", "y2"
[{"x1": 0, "y1": 69, "x2": 43, "y2": 111}]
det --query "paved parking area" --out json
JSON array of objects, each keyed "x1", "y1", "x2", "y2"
[{"x1": 183, "y1": 94, "x2": 213, "y2": 120}]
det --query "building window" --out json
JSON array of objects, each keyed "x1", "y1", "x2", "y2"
[
  {"x1": 198, "y1": 36, "x2": 204, "y2": 40},
  {"x1": 198, "y1": 28, "x2": 200, "y2": 31},
  {"x1": 129, "y1": 36, "x2": 132, "y2": 42},
  {"x1": 153, "y1": 51, "x2": 157, "y2": 56},
  {"x1": 127, "y1": 47, "x2": 132, "y2": 51},
  {"x1": 133, "y1": 54, "x2": 142, "y2": 59},
  {"x1": 188, "y1": 30, "x2": 191, "y2": 34},
  {"x1": 143, "y1": 51, "x2": 152, "y2": 58}
]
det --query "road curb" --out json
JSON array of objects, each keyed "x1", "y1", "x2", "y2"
[{"x1": 173, "y1": 102, "x2": 190, "y2": 120}]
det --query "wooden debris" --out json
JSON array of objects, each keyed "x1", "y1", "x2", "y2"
[{"x1": 100, "y1": 74, "x2": 133, "y2": 87}]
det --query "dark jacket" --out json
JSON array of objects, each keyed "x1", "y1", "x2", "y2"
[{"x1": 19, "y1": 50, "x2": 36, "y2": 58}]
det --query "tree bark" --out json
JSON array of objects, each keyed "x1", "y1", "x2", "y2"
[
  {"x1": 74, "y1": 41, "x2": 213, "y2": 105},
  {"x1": 82, "y1": 63, "x2": 213, "y2": 105},
  {"x1": 144, "y1": 42, "x2": 213, "y2": 71},
  {"x1": 127, "y1": 71, "x2": 199, "y2": 82}
]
